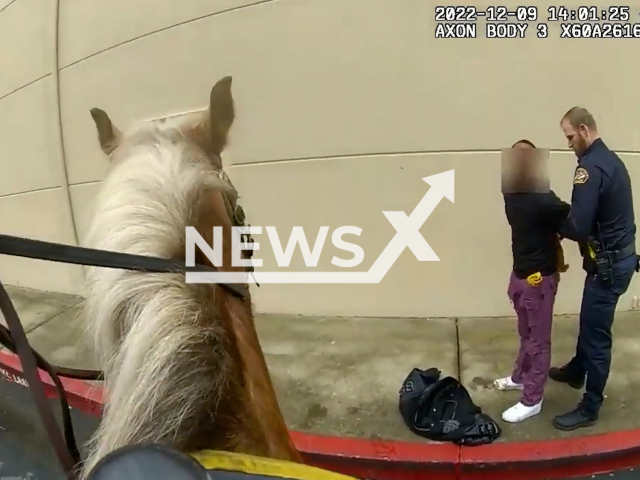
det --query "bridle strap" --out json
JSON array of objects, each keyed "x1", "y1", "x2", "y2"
[
  {"x1": 217, "y1": 170, "x2": 259, "y2": 284},
  {"x1": 0, "y1": 234, "x2": 250, "y2": 299}
]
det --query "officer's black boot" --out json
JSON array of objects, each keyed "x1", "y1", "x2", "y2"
[
  {"x1": 548, "y1": 365, "x2": 585, "y2": 389},
  {"x1": 552, "y1": 404, "x2": 598, "y2": 431}
]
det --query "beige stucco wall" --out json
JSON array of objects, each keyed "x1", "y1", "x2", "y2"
[{"x1": 2, "y1": 0, "x2": 640, "y2": 317}]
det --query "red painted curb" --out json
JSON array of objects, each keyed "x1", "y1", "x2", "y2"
[
  {"x1": 459, "y1": 431, "x2": 640, "y2": 480},
  {"x1": 1, "y1": 349, "x2": 638, "y2": 480}
]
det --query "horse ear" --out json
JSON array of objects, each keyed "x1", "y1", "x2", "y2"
[
  {"x1": 90, "y1": 108, "x2": 121, "y2": 156},
  {"x1": 208, "y1": 76, "x2": 234, "y2": 153}
]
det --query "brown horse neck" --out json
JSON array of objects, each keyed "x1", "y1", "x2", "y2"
[
  {"x1": 224, "y1": 297, "x2": 301, "y2": 462},
  {"x1": 201, "y1": 190, "x2": 301, "y2": 462}
]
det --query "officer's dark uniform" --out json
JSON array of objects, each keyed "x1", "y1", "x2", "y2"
[{"x1": 551, "y1": 138, "x2": 638, "y2": 430}]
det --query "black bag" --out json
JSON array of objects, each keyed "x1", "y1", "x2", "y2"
[{"x1": 399, "y1": 367, "x2": 501, "y2": 446}]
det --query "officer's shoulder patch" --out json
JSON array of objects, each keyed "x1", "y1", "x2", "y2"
[{"x1": 573, "y1": 167, "x2": 589, "y2": 185}]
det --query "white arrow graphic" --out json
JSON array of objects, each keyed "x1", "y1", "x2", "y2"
[
  {"x1": 186, "y1": 169, "x2": 455, "y2": 284},
  {"x1": 365, "y1": 169, "x2": 455, "y2": 282}
]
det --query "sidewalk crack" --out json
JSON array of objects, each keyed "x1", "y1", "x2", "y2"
[
  {"x1": 454, "y1": 317, "x2": 461, "y2": 381},
  {"x1": 454, "y1": 317, "x2": 463, "y2": 478},
  {"x1": 24, "y1": 299, "x2": 83, "y2": 334}
]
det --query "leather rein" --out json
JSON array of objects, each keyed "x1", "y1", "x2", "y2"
[{"x1": 0, "y1": 178, "x2": 256, "y2": 478}]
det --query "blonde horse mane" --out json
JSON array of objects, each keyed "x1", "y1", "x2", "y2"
[{"x1": 78, "y1": 77, "x2": 298, "y2": 477}]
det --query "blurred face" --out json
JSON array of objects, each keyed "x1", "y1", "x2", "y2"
[
  {"x1": 561, "y1": 119, "x2": 590, "y2": 158},
  {"x1": 513, "y1": 142, "x2": 536, "y2": 177},
  {"x1": 503, "y1": 142, "x2": 546, "y2": 192}
]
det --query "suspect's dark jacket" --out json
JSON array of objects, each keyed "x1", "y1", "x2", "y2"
[
  {"x1": 399, "y1": 367, "x2": 501, "y2": 446},
  {"x1": 504, "y1": 191, "x2": 571, "y2": 279}
]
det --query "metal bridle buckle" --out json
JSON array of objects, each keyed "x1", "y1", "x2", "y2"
[
  {"x1": 240, "y1": 228, "x2": 259, "y2": 287},
  {"x1": 217, "y1": 170, "x2": 230, "y2": 185},
  {"x1": 234, "y1": 204, "x2": 246, "y2": 225},
  {"x1": 241, "y1": 228, "x2": 255, "y2": 261}
]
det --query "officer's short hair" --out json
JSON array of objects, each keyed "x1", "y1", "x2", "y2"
[{"x1": 561, "y1": 106, "x2": 598, "y2": 131}]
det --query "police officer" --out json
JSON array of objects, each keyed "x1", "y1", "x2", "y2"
[{"x1": 549, "y1": 107, "x2": 638, "y2": 431}]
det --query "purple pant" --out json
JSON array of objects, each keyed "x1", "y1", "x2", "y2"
[{"x1": 508, "y1": 271, "x2": 559, "y2": 406}]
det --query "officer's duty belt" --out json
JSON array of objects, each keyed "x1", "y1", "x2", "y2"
[{"x1": 609, "y1": 242, "x2": 636, "y2": 262}]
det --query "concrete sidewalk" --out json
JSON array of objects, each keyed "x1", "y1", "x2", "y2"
[{"x1": 3, "y1": 285, "x2": 640, "y2": 444}]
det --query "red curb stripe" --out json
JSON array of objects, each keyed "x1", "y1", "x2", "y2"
[
  {"x1": 459, "y1": 430, "x2": 640, "y2": 480},
  {"x1": 1, "y1": 350, "x2": 638, "y2": 480}
]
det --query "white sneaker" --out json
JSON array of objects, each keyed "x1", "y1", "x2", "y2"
[
  {"x1": 501, "y1": 401, "x2": 542, "y2": 423},
  {"x1": 492, "y1": 376, "x2": 524, "y2": 391}
]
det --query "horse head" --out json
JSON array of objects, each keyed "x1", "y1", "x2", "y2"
[{"x1": 81, "y1": 76, "x2": 300, "y2": 478}]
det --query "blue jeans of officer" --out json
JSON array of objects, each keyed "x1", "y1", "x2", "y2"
[{"x1": 565, "y1": 254, "x2": 637, "y2": 415}]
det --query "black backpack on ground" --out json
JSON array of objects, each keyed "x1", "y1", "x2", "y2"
[{"x1": 398, "y1": 367, "x2": 501, "y2": 446}]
